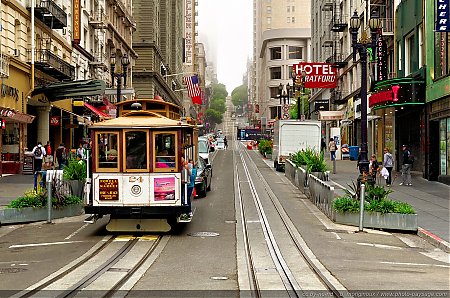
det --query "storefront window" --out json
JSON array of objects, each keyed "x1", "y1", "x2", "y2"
[
  {"x1": 97, "y1": 132, "x2": 119, "y2": 170},
  {"x1": 125, "y1": 131, "x2": 148, "y2": 170},
  {"x1": 2, "y1": 122, "x2": 20, "y2": 161},
  {"x1": 154, "y1": 132, "x2": 177, "y2": 171}
]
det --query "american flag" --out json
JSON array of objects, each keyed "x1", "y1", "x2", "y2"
[{"x1": 183, "y1": 75, "x2": 202, "y2": 104}]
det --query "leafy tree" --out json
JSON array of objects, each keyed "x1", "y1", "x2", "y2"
[
  {"x1": 210, "y1": 98, "x2": 226, "y2": 114},
  {"x1": 205, "y1": 108, "x2": 223, "y2": 125},
  {"x1": 290, "y1": 89, "x2": 311, "y2": 119},
  {"x1": 211, "y1": 83, "x2": 228, "y2": 101},
  {"x1": 231, "y1": 85, "x2": 248, "y2": 107}
]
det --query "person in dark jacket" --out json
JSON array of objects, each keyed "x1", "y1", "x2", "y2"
[{"x1": 400, "y1": 145, "x2": 412, "y2": 186}]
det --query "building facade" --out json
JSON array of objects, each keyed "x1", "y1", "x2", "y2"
[{"x1": 253, "y1": 0, "x2": 312, "y2": 130}]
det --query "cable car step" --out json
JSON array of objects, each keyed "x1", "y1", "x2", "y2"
[{"x1": 84, "y1": 214, "x2": 100, "y2": 224}]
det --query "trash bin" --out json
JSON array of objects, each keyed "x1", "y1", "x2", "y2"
[{"x1": 349, "y1": 146, "x2": 359, "y2": 161}]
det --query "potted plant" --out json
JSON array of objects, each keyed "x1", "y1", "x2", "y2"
[
  {"x1": 332, "y1": 182, "x2": 417, "y2": 231},
  {"x1": 63, "y1": 157, "x2": 87, "y2": 198},
  {"x1": 258, "y1": 139, "x2": 273, "y2": 159},
  {"x1": 290, "y1": 148, "x2": 328, "y2": 180}
]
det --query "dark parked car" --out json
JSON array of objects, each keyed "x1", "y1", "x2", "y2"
[{"x1": 194, "y1": 156, "x2": 212, "y2": 197}]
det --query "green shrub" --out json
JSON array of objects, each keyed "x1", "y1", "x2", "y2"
[
  {"x1": 63, "y1": 158, "x2": 87, "y2": 181},
  {"x1": 290, "y1": 147, "x2": 327, "y2": 173},
  {"x1": 392, "y1": 201, "x2": 416, "y2": 214},
  {"x1": 365, "y1": 184, "x2": 393, "y2": 202},
  {"x1": 333, "y1": 196, "x2": 360, "y2": 213},
  {"x1": 258, "y1": 139, "x2": 273, "y2": 155},
  {"x1": 61, "y1": 195, "x2": 83, "y2": 206},
  {"x1": 7, "y1": 189, "x2": 46, "y2": 209}
]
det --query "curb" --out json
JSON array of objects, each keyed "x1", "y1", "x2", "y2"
[{"x1": 418, "y1": 227, "x2": 450, "y2": 253}]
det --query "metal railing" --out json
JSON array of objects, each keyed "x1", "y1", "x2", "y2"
[
  {"x1": 285, "y1": 160, "x2": 309, "y2": 193},
  {"x1": 32, "y1": 49, "x2": 75, "y2": 80},
  {"x1": 307, "y1": 174, "x2": 335, "y2": 219},
  {"x1": 36, "y1": 0, "x2": 67, "y2": 27},
  {"x1": 381, "y1": 18, "x2": 394, "y2": 34}
]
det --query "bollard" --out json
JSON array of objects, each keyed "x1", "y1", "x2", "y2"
[
  {"x1": 358, "y1": 184, "x2": 365, "y2": 232},
  {"x1": 333, "y1": 159, "x2": 336, "y2": 174},
  {"x1": 47, "y1": 171, "x2": 52, "y2": 224}
]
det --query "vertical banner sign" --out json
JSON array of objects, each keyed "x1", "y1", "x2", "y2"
[
  {"x1": 436, "y1": 0, "x2": 450, "y2": 32},
  {"x1": 376, "y1": 31, "x2": 388, "y2": 81},
  {"x1": 73, "y1": 0, "x2": 81, "y2": 44},
  {"x1": 184, "y1": 0, "x2": 193, "y2": 65}
]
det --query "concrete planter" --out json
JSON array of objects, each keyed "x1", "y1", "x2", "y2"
[
  {"x1": 332, "y1": 211, "x2": 418, "y2": 231},
  {"x1": 0, "y1": 204, "x2": 83, "y2": 225}
]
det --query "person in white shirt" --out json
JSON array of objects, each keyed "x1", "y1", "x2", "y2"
[
  {"x1": 32, "y1": 142, "x2": 46, "y2": 172},
  {"x1": 76, "y1": 143, "x2": 86, "y2": 160}
]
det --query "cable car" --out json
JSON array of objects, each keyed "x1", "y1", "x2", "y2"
[{"x1": 84, "y1": 99, "x2": 198, "y2": 232}]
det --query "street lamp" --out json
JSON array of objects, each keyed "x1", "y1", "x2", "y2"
[
  {"x1": 349, "y1": 10, "x2": 382, "y2": 184},
  {"x1": 277, "y1": 83, "x2": 290, "y2": 119},
  {"x1": 110, "y1": 53, "x2": 130, "y2": 103},
  {"x1": 291, "y1": 70, "x2": 307, "y2": 120}
]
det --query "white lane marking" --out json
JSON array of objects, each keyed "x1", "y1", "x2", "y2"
[
  {"x1": 380, "y1": 261, "x2": 450, "y2": 268},
  {"x1": 357, "y1": 242, "x2": 403, "y2": 250},
  {"x1": 9, "y1": 241, "x2": 84, "y2": 249},
  {"x1": 65, "y1": 223, "x2": 89, "y2": 240},
  {"x1": 331, "y1": 232, "x2": 341, "y2": 240}
]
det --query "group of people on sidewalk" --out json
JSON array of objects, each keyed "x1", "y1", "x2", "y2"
[
  {"x1": 31, "y1": 141, "x2": 88, "y2": 173},
  {"x1": 355, "y1": 145, "x2": 414, "y2": 187}
]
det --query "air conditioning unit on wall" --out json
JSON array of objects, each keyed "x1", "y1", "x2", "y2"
[{"x1": 13, "y1": 49, "x2": 20, "y2": 57}]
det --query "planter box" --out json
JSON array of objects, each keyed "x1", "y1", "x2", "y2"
[
  {"x1": 0, "y1": 204, "x2": 83, "y2": 225},
  {"x1": 333, "y1": 211, "x2": 418, "y2": 231}
]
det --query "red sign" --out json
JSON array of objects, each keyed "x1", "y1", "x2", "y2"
[
  {"x1": 293, "y1": 63, "x2": 337, "y2": 88},
  {"x1": 50, "y1": 116, "x2": 60, "y2": 126},
  {"x1": 0, "y1": 119, "x2": 5, "y2": 129},
  {"x1": 369, "y1": 85, "x2": 400, "y2": 107}
]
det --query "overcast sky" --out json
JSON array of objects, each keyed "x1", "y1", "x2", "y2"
[{"x1": 197, "y1": 0, "x2": 253, "y2": 94}]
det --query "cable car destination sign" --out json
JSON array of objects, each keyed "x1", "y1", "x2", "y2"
[{"x1": 293, "y1": 63, "x2": 337, "y2": 89}]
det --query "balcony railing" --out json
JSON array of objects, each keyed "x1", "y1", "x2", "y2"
[
  {"x1": 28, "y1": 0, "x2": 67, "y2": 29},
  {"x1": 89, "y1": 52, "x2": 109, "y2": 70},
  {"x1": 331, "y1": 15, "x2": 348, "y2": 32},
  {"x1": 381, "y1": 18, "x2": 394, "y2": 35},
  {"x1": 30, "y1": 49, "x2": 75, "y2": 81},
  {"x1": 89, "y1": 10, "x2": 108, "y2": 29},
  {"x1": 326, "y1": 53, "x2": 347, "y2": 68},
  {"x1": 330, "y1": 89, "x2": 350, "y2": 105},
  {"x1": 0, "y1": 53, "x2": 10, "y2": 78}
]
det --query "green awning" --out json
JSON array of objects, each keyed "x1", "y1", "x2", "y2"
[{"x1": 31, "y1": 80, "x2": 106, "y2": 101}]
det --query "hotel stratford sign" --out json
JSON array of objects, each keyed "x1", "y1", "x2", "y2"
[{"x1": 293, "y1": 63, "x2": 337, "y2": 89}]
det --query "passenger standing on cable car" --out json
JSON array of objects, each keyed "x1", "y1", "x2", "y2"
[{"x1": 186, "y1": 159, "x2": 197, "y2": 218}]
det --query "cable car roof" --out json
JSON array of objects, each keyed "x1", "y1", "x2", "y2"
[{"x1": 90, "y1": 111, "x2": 196, "y2": 129}]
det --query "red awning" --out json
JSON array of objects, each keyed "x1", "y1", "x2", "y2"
[{"x1": 84, "y1": 103, "x2": 111, "y2": 118}]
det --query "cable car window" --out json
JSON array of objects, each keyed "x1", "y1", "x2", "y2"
[
  {"x1": 97, "y1": 132, "x2": 119, "y2": 170},
  {"x1": 154, "y1": 132, "x2": 177, "y2": 170},
  {"x1": 125, "y1": 131, "x2": 148, "y2": 170}
]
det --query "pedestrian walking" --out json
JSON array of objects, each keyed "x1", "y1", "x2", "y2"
[
  {"x1": 328, "y1": 138, "x2": 337, "y2": 161},
  {"x1": 31, "y1": 142, "x2": 46, "y2": 173},
  {"x1": 400, "y1": 145, "x2": 412, "y2": 186},
  {"x1": 369, "y1": 154, "x2": 380, "y2": 181},
  {"x1": 383, "y1": 148, "x2": 394, "y2": 186},
  {"x1": 76, "y1": 143, "x2": 86, "y2": 160},
  {"x1": 224, "y1": 136, "x2": 228, "y2": 149},
  {"x1": 321, "y1": 138, "x2": 326, "y2": 153},
  {"x1": 55, "y1": 143, "x2": 68, "y2": 170}
]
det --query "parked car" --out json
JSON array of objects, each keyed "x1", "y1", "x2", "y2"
[
  {"x1": 216, "y1": 140, "x2": 225, "y2": 150},
  {"x1": 198, "y1": 138, "x2": 211, "y2": 164},
  {"x1": 195, "y1": 156, "x2": 212, "y2": 197}
]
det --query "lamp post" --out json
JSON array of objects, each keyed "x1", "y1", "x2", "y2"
[
  {"x1": 110, "y1": 53, "x2": 130, "y2": 103},
  {"x1": 277, "y1": 83, "x2": 290, "y2": 119},
  {"x1": 349, "y1": 10, "x2": 382, "y2": 184},
  {"x1": 292, "y1": 70, "x2": 307, "y2": 120}
]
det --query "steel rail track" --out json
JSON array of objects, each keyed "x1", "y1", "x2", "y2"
[
  {"x1": 237, "y1": 145, "x2": 303, "y2": 297},
  {"x1": 241, "y1": 143, "x2": 347, "y2": 298},
  {"x1": 18, "y1": 236, "x2": 116, "y2": 298}
]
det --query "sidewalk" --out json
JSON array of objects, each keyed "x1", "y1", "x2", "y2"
[
  {"x1": 0, "y1": 174, "x2": 34, "y2": 207},
  {"x1": 326, "y1": 158, "x2": 450, "y2": 250}
]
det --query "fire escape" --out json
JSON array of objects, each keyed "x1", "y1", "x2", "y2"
[
  {"x1": 27, "y1": 0, "x2": 74, "y2": 82},
  {"x1": 89, "y1": 8, "x2": 109, "y2": 80},
  {"x1": 328, "y1": 1, "x2": 348, "y2": 105}
]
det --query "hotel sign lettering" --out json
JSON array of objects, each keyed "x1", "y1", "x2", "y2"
[
  {"x1": 73, "y1": 0, "x2": 81, "y2": 44},
  {"x1": 436, "y1": 0, "x2": 450, "y2": 32},
  {"x1": 293, "y1": 63, "x2": 337, "y2": 88},
  {"x1": 1, "y1": 83, "x2": 19, "y2": 101},
  {"x1": 184, "y1": 0, "x2": 193, "y2": 65}
]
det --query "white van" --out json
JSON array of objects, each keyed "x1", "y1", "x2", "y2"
[{"x1": 198, "y1": 138, "x2": 211, "y2": 165}]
